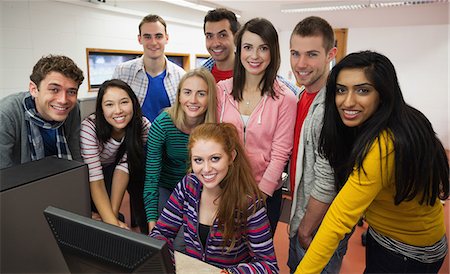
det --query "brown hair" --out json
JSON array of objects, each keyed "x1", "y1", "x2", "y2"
[
  {"x1": 291, "y1": 16, "x2": 335, "y2": 52},
  {"x1": 138, "y1": 14, "x2": 167, "y2": 34},
  {"x1": 30, "y1": 55, "x2": 84, "y2": 87},
  {"x1": 188, "y1": 123, "x2": 264, "y2": 250},
  {"x1": 166, "y1": 68, "x2": 217, "y2": 130}
]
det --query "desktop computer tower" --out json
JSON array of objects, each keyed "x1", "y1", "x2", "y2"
[{"x1": 0, "y1": 157, "x2": 91, "y2": 273}]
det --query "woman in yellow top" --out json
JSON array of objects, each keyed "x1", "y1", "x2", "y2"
[{"x1": 296, "y1": 51, "x2": 449, "y2": 273}]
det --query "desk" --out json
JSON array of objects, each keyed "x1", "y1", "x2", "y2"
[{"x1": 175, "y1": 251, "x2": 221, "y2": 273}]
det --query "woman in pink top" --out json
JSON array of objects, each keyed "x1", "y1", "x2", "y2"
[{"x1": 217, "y1": 18, "x2": 297, "y2": 235}]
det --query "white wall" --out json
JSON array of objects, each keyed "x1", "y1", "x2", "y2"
[
  {"x1": 0, "y1": 0, "x2": 208, "y2": 99},
  {"x1": 1, "y1": 1, "x2": 449, "y2": 148},
  {"x1": 279, "y1": 23, "x2": 449, "y2": 149},
  {"x1": 347, "y1": 24, "x2": 449, "y2": 149}
]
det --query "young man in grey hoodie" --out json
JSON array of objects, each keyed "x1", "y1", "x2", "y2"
[
  {"x1": 288, "y1": 16, "x2": 351, "y2": 274},
  {"x1": 0, "y1": 55, "x2": 84, "y2": 169}
]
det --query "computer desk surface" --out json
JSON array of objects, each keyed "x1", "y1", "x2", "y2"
[{"x1": 175, "y1": 251, "x2": 221, "y2": 273}]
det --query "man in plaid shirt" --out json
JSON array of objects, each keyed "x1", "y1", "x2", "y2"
[{"x1": 113, "y1": 14, "x2": 185, "y2": 122}]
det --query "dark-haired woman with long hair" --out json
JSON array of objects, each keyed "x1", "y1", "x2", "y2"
[
  {"x1": 80, "y1": 79, "x2": 150, "y2": 233},
  {"x1": 217, "y1": 18, "x2": 297, "y2": 235},
  {"x1": 296, "y1": 51, "x2": 449, "y2": 273},
  {"x1": 150, "y1": 123, "x2": 278, "y2": 273}
]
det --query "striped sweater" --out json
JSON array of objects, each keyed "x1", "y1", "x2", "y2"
[
  {"x1": 144, "y1": 111, "x2": 190, "y2": 222},
  {"x1": 80, "y1": 114, "x2": 150, "y2": 182},
  {"x1": 150, "y1": 173, "x2": 279, "y2": 274}
]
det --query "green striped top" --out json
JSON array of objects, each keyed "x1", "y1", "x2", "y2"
[{"x1": 144, "y1": 111, "x2": 189, "y2": 222}]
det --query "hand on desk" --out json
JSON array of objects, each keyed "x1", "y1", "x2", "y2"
[
  {"x1": 118, "y1": 220, "x2": 130, "y2": 230},
  {"x1": 91, "y1": 211, "x2": 129, "y2": 230}
]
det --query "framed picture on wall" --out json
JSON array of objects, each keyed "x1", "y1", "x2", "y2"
[
  {"x1": 166, "y1": 52, "x2": 190, "y2": 71},
  {"x1": 86, "y1": 48, "x2": 142, "y2": 91},
  {"x1": 86, "y1": 49, "x2": 191, "y2": 91}
]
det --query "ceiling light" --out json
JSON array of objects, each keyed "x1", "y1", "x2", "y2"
[
  {"x1": 281, "y1": 0, "x2": 448, "y2": 13},
  {"x1": 161, "y1": 0, "x2": 214, "y2": 12}
]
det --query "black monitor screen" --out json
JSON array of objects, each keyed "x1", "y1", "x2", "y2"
[
  {"x1": 44, "y1": 206, "x2": 174, "y2": 273},
  {"x1": 167, "y1": 55, "x2": 184, "y2": 69}
]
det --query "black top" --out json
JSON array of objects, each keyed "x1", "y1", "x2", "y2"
[{"x1": 198, "y1": 223, "x2": 210, "y2": 249}]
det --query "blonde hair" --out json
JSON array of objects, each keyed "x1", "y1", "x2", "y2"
[
  {"x1": 188, "y1": 123, "x2": 264, "y2": 251},
  {"x1": 166, "y1": 68, "x2": 217, "y2": 130}
]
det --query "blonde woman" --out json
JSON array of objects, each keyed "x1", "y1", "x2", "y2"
[{"x1": 144, "y1": 68, "x2": 217, "y2": 234}]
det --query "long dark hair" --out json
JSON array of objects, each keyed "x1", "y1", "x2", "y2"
[
  {"x1": 94, "y1": 79, "x2": 146, "y2": 230},
  {"x1": 232, "y1": 17, "x2": 280, "y2": 101},
  {"x1": 320, "y1": 50, "x2": 449, "y2": 206}
]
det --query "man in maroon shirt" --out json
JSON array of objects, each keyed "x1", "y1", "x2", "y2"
[{"x1": 201, "y1": 8, "x2": 240, "y2": 82}]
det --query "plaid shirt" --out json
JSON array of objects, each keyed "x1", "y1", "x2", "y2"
[
  {"x1": 201, "y1": 57, "x2": 215, "y2": 71},
  {"x1": 113, "y1": 56, "x2": 185, "y2": 106}
]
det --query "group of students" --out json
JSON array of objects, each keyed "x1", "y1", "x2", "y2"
[{"x1": 0, "y1": 7, "x2": 448, "y2": 274}]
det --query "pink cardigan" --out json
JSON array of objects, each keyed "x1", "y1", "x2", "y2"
[{"x1": 217, "y1": 78, "x2": 297, "y2": 196}]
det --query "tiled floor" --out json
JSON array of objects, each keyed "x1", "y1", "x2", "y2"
[
  {"x1": 121, "y1": 194, "x2": 450, "y2": 274},
  {"x1": 273, "y1": 199, "x2": 450, "y2": 274}
]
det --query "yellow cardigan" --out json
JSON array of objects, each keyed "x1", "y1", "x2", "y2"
[{"x1": 296, "y1": 132, "x2": 446, "y2": 274}]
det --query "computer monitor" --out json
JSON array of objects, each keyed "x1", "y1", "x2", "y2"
[
  {"x1": 0, "y1": 157, "x2": 91, "y2": 273},
  {"x1": 44, "y1": 206, "x2": 175, "y2": 273}
]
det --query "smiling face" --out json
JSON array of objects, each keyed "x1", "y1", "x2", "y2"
[
  {"x1": 191, "y1": 139, "x2": 232, "y2": 191},
  {"x1": 205, "y1": 19, "x2": 235, "y2": 64},
  {"x1": 29, "y1": 71, "x2": 79, "y2": 122},
  {"x1": 335, "y1": 68, "x2": 381, "y2": 127},
  {"x1": 240, "y1": 31, "x2": 271, "y2": 77},
  {"x1": 179, "y1": 76, "x2": 209, "y2": 126},
  {"x1": 101, "y1": 87, "x2": 134, "y2": 134},
  {"x1": 138, "y1": 21, "x2": 168, "y2": 60},
  {"x1": 290, "y1": 34, "x2": 336, "y2": 93}
]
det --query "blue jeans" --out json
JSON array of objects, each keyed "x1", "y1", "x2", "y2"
[
  {"x1": 364, "y1": 231, "x2": 445, "y2": 273},
  {"x1": 287, "y1": 230, "x2": 351, "y2": 274},
  {"x1": 158, "y1": 186, "x2": 186, "y2": 253}
]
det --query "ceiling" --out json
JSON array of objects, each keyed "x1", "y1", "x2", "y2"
[{"x1": 196, "y1": 0, "x2": 449, "y2": 31}]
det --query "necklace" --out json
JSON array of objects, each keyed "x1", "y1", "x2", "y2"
[{"x1": 245, "y1": 101, "x2": 250, "y2": 106}]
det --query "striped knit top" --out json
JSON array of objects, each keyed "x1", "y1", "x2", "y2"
[
  {"x1": 150, "y1": 173, "x2": 279, "y2": 274},
  {"x1": 144, "y1": 111, "x2": 189, "y2": 222},
  {"x1": 80, "y1": 114, "x2": 150, "y2": 182}
]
